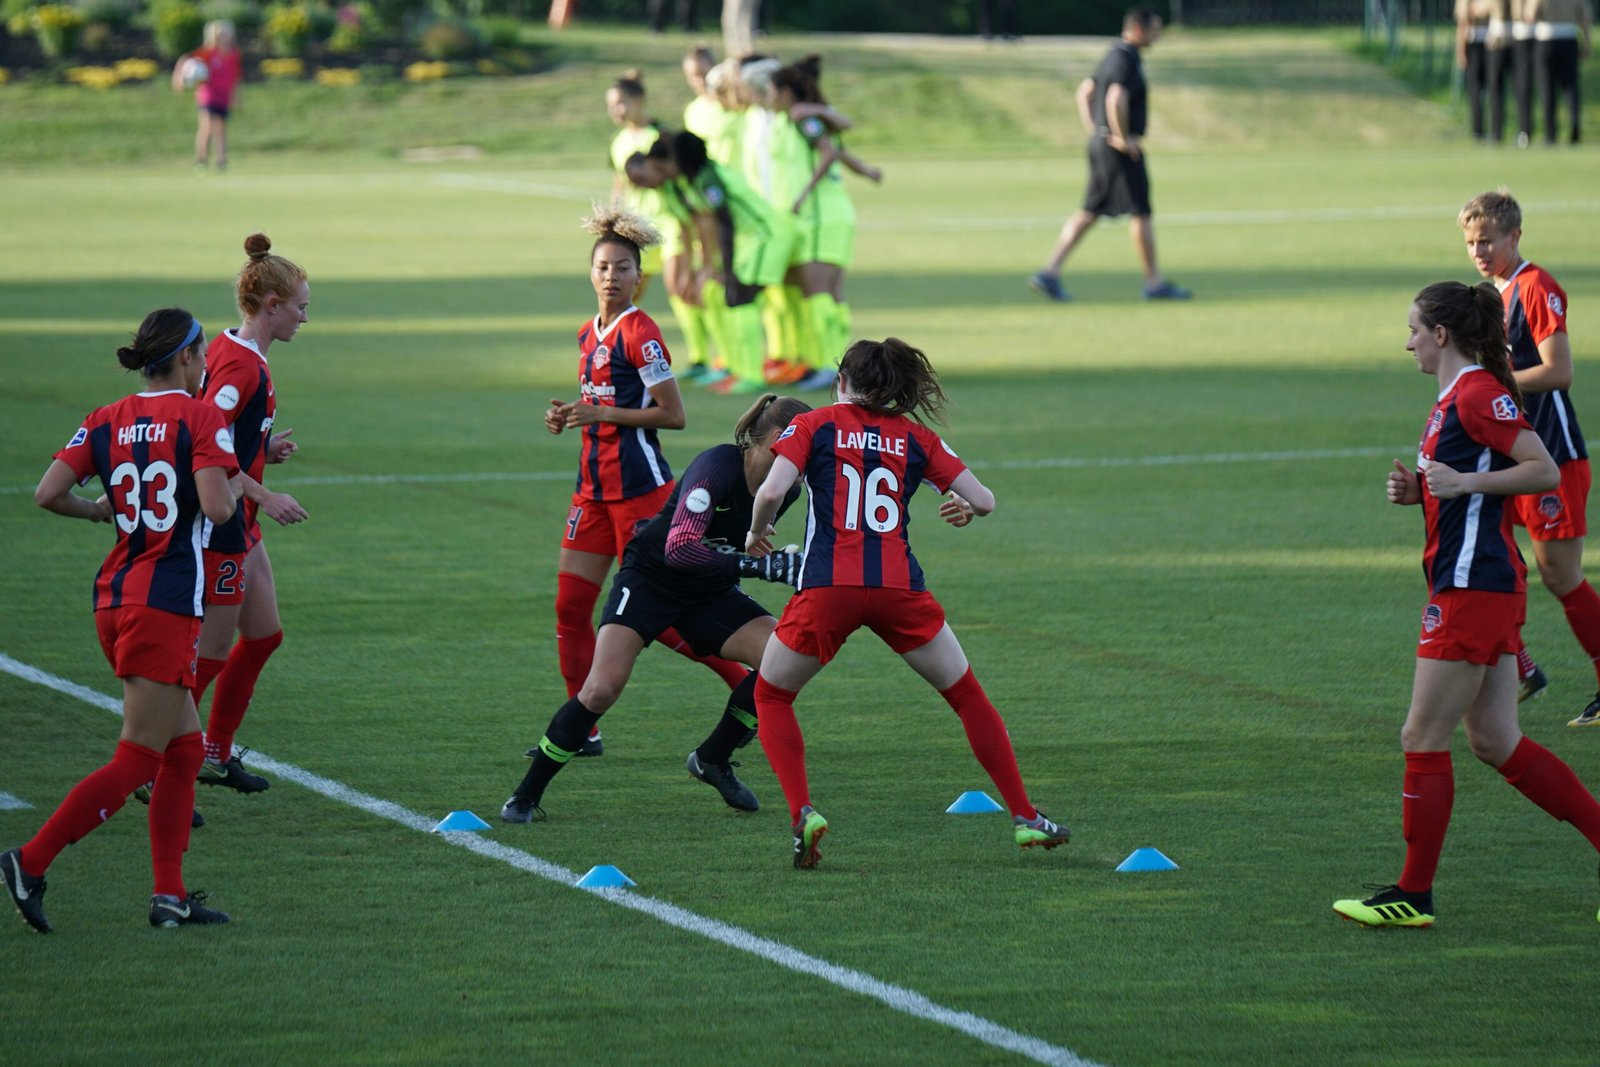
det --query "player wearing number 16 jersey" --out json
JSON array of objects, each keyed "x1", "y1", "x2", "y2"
[
  {"x1": 4, "y1": 308, "x2": 240, "y2": 934},
  {"x1": 745, "y1": 337, "x2": 1071, "y2": 869}
]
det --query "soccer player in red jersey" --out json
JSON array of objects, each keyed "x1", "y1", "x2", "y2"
[
  {"x1": 1458, "y1": 192, "x2": 1600, "y2": 725},
  {"x1": 744, "y1": 337, "x2": 1071, "y2": 868},
  {"x1": 1333, "y1": 282, "x2": 1600, "y2": 928},
  {"x1": 189, "y1": 234, "x2": 310, "y2": 795},
  {"x1": 3, "y1": 309, "x2": 241, "y2": 933},
  {"x1": 503, "y1": 394, "x2": 811, "y2": 823},
  {"x1": 549, "y1": 209, "x2": 753, "y2": 757}
]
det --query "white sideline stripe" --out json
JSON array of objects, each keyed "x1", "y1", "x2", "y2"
[
  {"x1": 0, "y1": 652, "x2": 1101, "y2": 1067},
  {"x1": 0, "y1": 792, "x2": 32, "y2": 810},
  {"x1": 0, "y1": 445, "x2": 1401, "y2": 495}
]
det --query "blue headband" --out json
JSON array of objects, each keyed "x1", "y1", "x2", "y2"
[{"x1": 146, "y1": 318, "x2": 203, "y2": 372}]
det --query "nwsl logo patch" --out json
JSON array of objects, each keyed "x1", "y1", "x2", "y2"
[
  {"x1": 1491, "y1": 395, "x2": 1519, "y2": 421},
  {"x1": 777, "y1": 425, "x2": 797, "y2": 441},
  {"x1": 67, "y1": 427, "x2": 87, "y2": 448},
  {"x1": 641, "y1": 339, "x2": 664, "y2": 362},
  {"x1": 1422, "y1": 603, "x2": 1444, "y2": 634},
  {"x1": 1540, "y1": 495, "x2": 1564, "y2": 520}
]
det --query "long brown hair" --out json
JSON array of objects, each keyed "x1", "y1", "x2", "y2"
[
  {"x1": 1414, "y1": 280, "x2": 1520, "y2": 406},
  {"x1": 836, "y1": 337, "x2": 948, "y2": 426},
  {"x1": 734, "y1": 393, "x2": 810, "y2": 449}
]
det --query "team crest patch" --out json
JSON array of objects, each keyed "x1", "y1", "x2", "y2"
[
  {"x1": 1548, "y1": 293, "x2": 1564, "y2": 317},
  {"x1": 777, "y1": 425, "x2": 796, "y2": 441},
  {"x1": 1422, "y1": 603, "x2": 1443, "y2": 634},
  {"x1": 705, "y1": 186, "x2": 724, "y2": 208},
  {"x1": 1491, "y1": 395, "x2": 1519, "y2": 421},
  {"x1": 67, "y1": 427, "x2": 87, "y2": 448},
  {"x1": 1540, "y1": 495, "x2": 1564, "y2": 520},
  {"x1": 642, "y1": 339, "x2": 664, "y2": 362},
  {"x1": 592, "y1": 344, "x2": 610, "y2": 369}
]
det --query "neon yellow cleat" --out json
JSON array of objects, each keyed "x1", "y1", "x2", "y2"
[
  {"x1": 791, "y1": 805, "x2": 827, "y2": 869},
  {"x1": 1333, "y1": 884, "x2": 1434, "y2": 928}
]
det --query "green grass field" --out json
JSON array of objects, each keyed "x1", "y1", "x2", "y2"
[{"x1": 3, "y1": 27, "x2": 1599, "y2": 1066}]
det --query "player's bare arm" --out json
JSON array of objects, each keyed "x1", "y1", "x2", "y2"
[
  {"x1": 1512, "y1": 332, "x2": 1574, "y2": 394},
  {"x1": 1423, "y1": 429, "x2": 1557, "y2": 500}
]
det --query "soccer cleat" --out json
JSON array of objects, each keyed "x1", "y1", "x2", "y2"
[
  {"x1": 680, "y1": 363, "x2": 713, "y2": 383},
  {"x1": 576, "y1": 731, "x2": 604, "y2": 758},
  {"x1": 149, "y1": 891, "x2": 230, "y2": 928},
  {"x1": 1013, "y1": 812, "x2": 1072, "y2": 850},
  {"x1": 197, "y1": 752, "x2": 270, "y2": 793},
  {"x1": 1, "y1": 848, "x2": 50, "y2": 934},
  {"x1": 1142, "y1": 280, "x2": 1192, "y2": 300},
  {"x1": 500, "y1": 795, "x2": 546, "y2": 824},
  {"x1": 1569, "y1": 693, "x2": 1600, "y2": 728},
  {"x1": 1518, "y1": 665, "x2": 1548, "y2": 703},
  {"x1": 130, "y1": 783, "x2": 205, "y2": 828},
  {"x1": 791, "y1": 805, "x2": 828, "y2": 869},
  {"x1": 1028, "y1": 271, "x2": 1070, "y2": 302},
  {"x1": 1332, "y1": 883, "x2": 1435, "y2": 928},
  {"x1": 686, "y1": 750, "x2": 758, "y2": 812},
  {"x1": 796, "y1": 368, "x2": 838, "y2": 392}
]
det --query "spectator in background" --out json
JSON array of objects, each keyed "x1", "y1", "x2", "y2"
[
  {"x1": 1030, "y1": 6, "x2": 1189, "y2": 302},
  {"x1": 1456, "y1": 0, "x2": 1496, "y2": 139},
  {"x1": 1511, "y1": 0, "x2": 1537, "y2": 146},
  {"x1": 1530, "y1": 0, "x2": 1591, "y2": 143},
  {"x1": 650, "y1": 0, "x2": 698, "y2": 34},
  {"x1": 171, "y1": 20, "x2": 241, "y2": 172},
  {"x1": 977, "y1": 0, "x2": 1018, "y2": 41}
]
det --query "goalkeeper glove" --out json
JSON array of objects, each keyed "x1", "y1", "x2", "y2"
[{"x1": 738, "y1": 549, "x2": 803, "y2": 588}]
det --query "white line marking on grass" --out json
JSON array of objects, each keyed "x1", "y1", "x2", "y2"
[
  {"x1": 0, "y1": 652, "x2": 1102, "y2": 1067},
  {"x1": 0, "y1": 792, "x2": 32, "y2": 810}
]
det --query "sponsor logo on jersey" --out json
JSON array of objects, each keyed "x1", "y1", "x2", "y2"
[
  {"x1": 260, "y1": 416, "x2": 274, "y2": 436},
  {"x1": 1491, "y1": 395, "x2": 1519, "y2": 421},
  {"x1": 1422, "y1": 603, "x2": 1443, "y2": 634},
  {"x1": 214, "y1": 385, "x2": 241, "y2": 411},
  {"x1": 581, "y1": 381, "x2": 617, "y2": 402},
  {"x1": 642, "y1": 339, "x2": 665, "y2": 363},
  {"x1": 1540, "y1": 494, "x2": 1564, "y2": 520},
  {"x1": 777, "y1": 425, "x2": 796, "y2": 441},
  {"x1": 68, "y1": 427, "x2": 87, "y2": 448},
  {"x1": 685, "y1": 487, "x2": 713, "y2": 513},
  {"x1": 216, "y1": 428, "x2": 236, "y2": 454},
  {"x1": 592, "y1": 344, "x2": 611, "y2": 369},
  {"x1": 1548, "y1": 293, "x2": 1564, "y2": 317}
]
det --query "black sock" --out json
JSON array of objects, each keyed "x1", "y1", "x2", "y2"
[
  {"x1": 514, "y1": 697, "x2": 602, "y2": 805},
  {"x1": 695, "y1": 671, "x2": 758, "y2": 766}
]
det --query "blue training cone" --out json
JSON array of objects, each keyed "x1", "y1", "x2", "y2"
[
  {"x1": 432, "y1": 810, "x2": 492, "y2": 832},
  {"x1": 946, "y1": 790, "x2": 1005, "y2": 814},
  {"x1": 576, "y1": 865, "x2": 636, "y2": 889},
  {"x1": 1116, "y1": 847, "x2": 1179, "y2": 872}
]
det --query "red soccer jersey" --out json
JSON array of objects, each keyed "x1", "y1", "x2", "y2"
[
  {"x1": 772, "y1": 403, "x2": 968, "y2": 590},
  {"x1": 200, "y1": 329, "x2": 275, "y2": 551},
  {"x1": 55, "y1": 390, "x2": 238, "y2": 617},
  {"x1": 1501, "y1": 261, "x2": 1584, "y2": 464},
  {"x1": 572, "y1": 307, "x2": 676, "y2": 502}
]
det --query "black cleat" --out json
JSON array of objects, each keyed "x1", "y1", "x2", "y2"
[
  {"x1": 686, "y1": 750, "x2": 758, "y2": 811},
  {"x1": 1332, "y1": 883, "x2": 1435, "y2": 928},
  {"x1": 1570, "y1": 692, "x2": 1600, "y2": 728},
  {"x1": 149, "y1": 891, "x2": 230, "y2": 927},
  {"x1": 197, "y1": 752, "x2": 270, "y2": 793},
  {"x1": 131, "y1": 782, "x2": 205, "y2": 828},
  {"x1": 1518, "y1": 665, "x2": 1548, "y2": 704},
  {"x1": 576, "y1": 732, "x2": 604, "y2": 758},
  {"x1": 500, "y1": 795, "x2": 546, "y2": 824},
  {"x1": 1, "y1": 848, "x2": 50, "y2": 934}
]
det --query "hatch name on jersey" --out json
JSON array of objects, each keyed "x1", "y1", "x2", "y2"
[
  {"x1": 837, "y1": 431, "x2": 905, "y2": 456},
  {"x1": 118, "y1": 422, "x2": 168, "y2": 446}
]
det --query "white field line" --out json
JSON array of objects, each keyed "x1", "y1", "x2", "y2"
[
  {"x1": 0, "y1": 445, "x2": 1404, "y2": 495},
  {"x1": 0, "y1": 652, "x2": 1102, "y2": 1067},
  {"x1": 0, "y1": 792, "x2": 32, "y2": 810}
]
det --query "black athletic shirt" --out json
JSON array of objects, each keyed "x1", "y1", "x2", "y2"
[{"x1": 1091, "y1": 40, "x2": 1148, "y2": 137}]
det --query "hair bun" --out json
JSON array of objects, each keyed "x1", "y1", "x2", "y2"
[
  {"x1": 244, "y1": 232, "x2": 272, "y2": 260},
  {"x1": 624, "y1": 67, "x2": 643, "y2": 82}
]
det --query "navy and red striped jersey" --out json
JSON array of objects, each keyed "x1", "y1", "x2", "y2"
[
  {"x1": 55, "y1": 390, "x2": 238, "y2": 617},
  {"x1": 1418, "y1": 366, "x2": 1532, "y2": 595},
  {"x1": 772, "y1": 403, "x2": 968, "y2": 591},
  {"x1": 573, "y1": 307, "x2": 676, "y2": 502},
  {"x1": 1501, "y1": 261, "x2": 1585, "y2": 465},
  {"x1": 199, "y1": 329, "x2": 275, "y2": 552}
]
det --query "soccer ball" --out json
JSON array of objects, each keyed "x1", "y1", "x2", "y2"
[{"x1": 180, "y1": 57, "x2": 210, "y2": 88}]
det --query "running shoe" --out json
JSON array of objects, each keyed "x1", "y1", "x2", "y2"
[
  {"x1": 796, "y1": 368, "x2": 838, "y2": 392},
  {"x1": 1519, "y1": 665, "x2": 1549, "y2": 703},
  {"x1": 792, "y1": 805, "x2": 828, "y2": 869},
  {"x1": 197, "y1": 752, "x2": 270, "y2": 793},
  {"x1": 764, "y1": 359, "x2": 807, "y2": 386},
  {"x1": 149, "y1": 891, "x2": 230, "y2": 927},
  {"x1": 1332, "y1": 883, "x2": 1434, "y2": 928},
  {"x1": 1013, "y1": 812, "x2": 1072, "y2": 850},
  {"x1": 500, "y1": 795, "x2": 546, "y2": 824},
  {"x1": 1570, "y1": 693, "x2": 1600, "y2": 728},
  {"x1": 686, "y1": 750, "x2": 758, "y2": 812},
  {"x1": 1, "y1": 848, "x2": 50, "y2": 934},
  {"x1": 1028, "y1": 271, "x2": 1070, "y2": 302},
  {"x1": 680, "y1": 363, "x2": 713, "y2": 383},
  {"x1": 1142, "y1": 280, "x2": 1192, "y2": 300}
]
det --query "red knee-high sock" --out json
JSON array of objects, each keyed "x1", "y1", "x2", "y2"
[
  {"x1": 657, "y1": 626, "x2": 749, "y2": 688},
  {"x1": 205, "y1": 631, "x2": 283, "y2": 762},
  {"x1": 150, "y1": 732, "x2": 203, "y2": 898},
  {"x1": 1397, "y1": 751, "x2": 1454, "y2": 893},
  {"x1": 190, "y1": 656, "x2": 226, "y2": 715},
  {"x1": 555, "y1": 573, "x2": 601, "y2": 700},
  {"x1": 1498, "y1": 736, "x2": 1600, "y2": 852},
  {"x1": 940, "y1": 668, "x2": 1036, "y2": 820},
  {"x1": 19, "y1": 740, "x2": 163, "y2": 876},
  {"x1": 1558, "y1": 581, "x2": 1600, "y2": 688},
  {"x1": 754, "y1": 675, "x2": 809, "y2": 822}
]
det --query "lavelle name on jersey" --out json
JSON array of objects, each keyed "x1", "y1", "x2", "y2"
[
  {"x1": 117, "y1": 422, "x2": 169, "y2": 445},
  {"x1": 837, "y1": 430, "x2": 905, "y2": 456}
]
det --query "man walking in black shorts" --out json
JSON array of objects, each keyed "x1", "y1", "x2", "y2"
[{"x1": 1031, "y1": 7, "x2": 1190, "y2": 302}]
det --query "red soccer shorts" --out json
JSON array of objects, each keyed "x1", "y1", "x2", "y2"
[
  {"x1": 1416, "y1": 587, "x2": 1525, "y2": 666},
  {"x1": 1510, "y1": 457, "x2": 1589, "y2": 542},
  {"x1": 774, "y1": 586, "x2": 948, "y2": 666},
  {"x1": 203, "y1": 549, "x2": 248, "y2": 607},
  {"x1": 561, "y1": 482, "x2": 675, "y2": 560},
  {"x1": 95, "y1": 605, "x2": 201, "y2": 687}
]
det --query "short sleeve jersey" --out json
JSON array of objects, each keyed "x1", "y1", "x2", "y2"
[
  {"x1": 684, "y1": 96, "x2": 740, "y2": 167},
  {"x1": 573, "y1": 307, "x2": 675, "y2": 502},
  {"x1": 1418, "y1": 366, "x2": 1533, "y2": 594},
  {"x1": 55, "y1": 390, "x2": 238, "y2": 617},
  {"x1": 772, "y1": 404, "x2": 968, "y2": 591},
  {"x1": 1091, "y1": 40, "x2": 1148, "y2": 137},
  {"x1": 1501, "y1": 261, "x2": 1584, "y2": 464},
  {"x1": 200, "y1": 329, "x2": 275, "y2": 552},
  {"x1": 690, "y1": 160, "x2": 780, "y2": 243},
  {"x1": 609, "y1": 124, "x2": 668, "y2": 223},
  {"x1": 623, "y1": 443, "x2": 799, "y2": 599}
]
